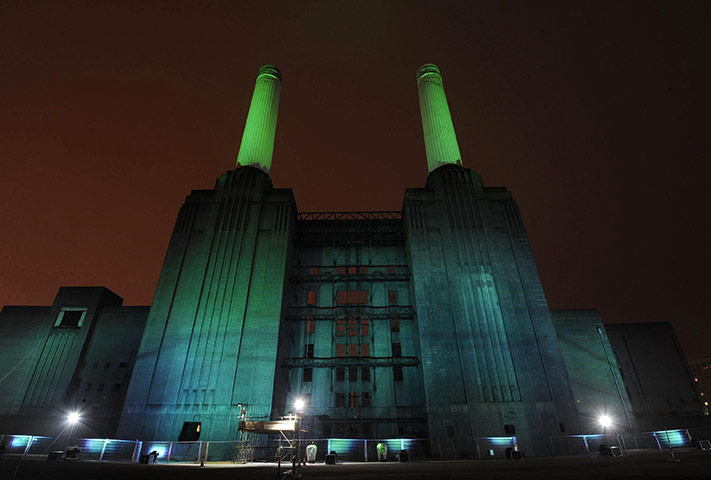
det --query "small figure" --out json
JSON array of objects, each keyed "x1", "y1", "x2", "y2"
[{"x1": 149, "y1": 450, "x2": 160, "y2": 464}]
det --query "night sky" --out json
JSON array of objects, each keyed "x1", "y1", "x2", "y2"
[{"x1": 1, "y1": 2, "x2": 709, "y2": 359}]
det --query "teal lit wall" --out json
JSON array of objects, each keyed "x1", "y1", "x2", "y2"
[{"x1": 117, "y1": 166, "x2": 296, "y2": 441}]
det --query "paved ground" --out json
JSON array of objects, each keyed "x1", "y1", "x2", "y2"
[{"x1": 2, "y1": 450, "x2": 711, "y2": 479}]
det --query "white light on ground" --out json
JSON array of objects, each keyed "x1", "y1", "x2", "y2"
[
  {"x1": 294, "y1": 398, "x2": 305, "y2": 411},
  {"x1": 598, "y1": 415, "x2": 612, "y2": 428},
  {"x1": 67, "y1": 412, "x2": 81, "y2": 424}
]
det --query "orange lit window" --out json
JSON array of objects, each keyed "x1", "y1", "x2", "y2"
[
  {"x1": 307, "y1": 290, "x2": 317, "y2": 305},
  {"x1": 336, "y1": 344, "x2": 346, "y2": 357},
  {"x1": 336, "y1": 319, "x2": 346, "y2": 337},
  {"x1": 360, "y1": 318, "x2": 369, "y2": 336},
  {"x1": 309, "y1": 267, "x2": 319, "y2": 275},
  {"x1": 336, "y1": 290, "x2": 368, "y2": 305},
  {"x1": 305, "y1": 316, "x2": 315, "y2": 334},
  {"x1": 387, "y1": 266, "x2": 396, "y2": 274},
  {"x1": 349, "y1": 318, "x2": 358, "y2": 336},
  {"x1": 348, "y1": 266, "x2": 357, "y2": 274},
  {"x1": 360, "y1": 343, "x2": 370, "y2": 357},
  {"x1": 349, "y1": 392, "x2": 359, "y2": 408},
  {"x1": 359, "y1": 266, "x2": 368, "y2": 274},
  {"x1": 337, "y1": 266, "x2": 346, "y2": 274},
  {"x1": 348, "y1": 343, "x2": 358, "y2": 357},
  {"x1": 388, "y1": 290, "x2": 398, "y2": 305}
]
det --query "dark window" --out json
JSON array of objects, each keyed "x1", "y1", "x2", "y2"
[
  {"x1": 307, "y1": 290, "x2": 317, "y2": 305},
  {"x1": 358, "y1": 266, "x2": 368, "y2": 274},
  {"x1": 119, "y1": 362, "x2": 128, "y2": 368},
  {"x1": 397, "y1": 424, "x2": 405, "y2": 435},
  {"x1": 349, "y1": 392, "x2": 359, "y2": 408},
  {"x1": 85, "y1": 383, "x2": 92, "y2": 391},
  {"x1": 392, "y1": 343, "x2": 402, "y2": 357},
  {"x1": 349, "y1": 367, "x2": 358, "y2": 382},
  {"x1": 92, "y1": 362, "x2": 99, "y2": 368},
  {"x1": 57, "y1": 310, "x2": 84, "y2": 328},
  {"x1": 504, "y1": 424, "x2": 516, "y2": 434},
  {"x1": 388, "y1": 290, "x2": 398, "y2": 305},
  {"x1": 447, "y1": 425, "x2": 455, "y2": 437},
  {"x1": 113, "y1": 383, "x2": 121, "y2": 392},
  {"x1": 104, "y1": 362, "x2": 111, "y2": 368},
  {"x1": 305, "y1": 316, "x2": 315, "y2": 334},
  {"x1": 349, "y1": 423, "x2": 359, "y2": 435},
  {"x1": 362, "y1": 423, "x2": 373, "y2": 437},
  {"x1": 336, "y1": 367, "x2": 345, "y2": 382},
  {"x1": 305, "y1": 344, "x2": 314, "y2": 358},
  {"x1": 303, "y1": 368, "x2": 313, "y2": 382},
  {"x1": 362, "y1": 392, "x2": 372, "y2": 407},
  {"x1": 335, "y1": 393, "x2": 346, "y2": 408},
  {"x1": 361, "y1": 367, "x2": 371, "y2": 382},
  {"x1": 335, "y1": 423, "x2": 345, "y2": 435},
  {"x1": 559, "y1": 423, "x2": 566, "y2": 433},
  {"x1": 97, "y1": 383, "x2": 104, "y2": 392},
  {"x1": 390, "y1": 316, "x2": 400, "y2": 332},
  {"x1": 393, "y1": 366, "x2": 403, "y2": 381}
]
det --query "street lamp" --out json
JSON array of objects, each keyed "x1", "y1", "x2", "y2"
[
  {"x1": 67, "y1": 412, "x2": 81, "y2": 425},
  {"x1": 598, "y1": 415, "x2": 612, "y2": 428},
  {"x1": 294, "y1": 398, "x2": 305, "y2": 413}
]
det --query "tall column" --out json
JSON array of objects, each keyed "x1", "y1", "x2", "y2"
[
  {"x1": 236, "y1": 65, "x2": 282, "y2": 173},
  {"x1": 416, "y1": 64, "x2": 462, "y2": 172}
]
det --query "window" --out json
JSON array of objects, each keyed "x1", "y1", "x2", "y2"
[
  {"x1": 335, "y1": 393, "x2": 346, "y2": 408},
  {"x1": 398, "y1": 425, "x2": 405, "y2": 435},
  {"x1": 447, "y1": 425, "x2": 455, "y2": 437},
  {"x1": 113, "y1": 383, "x2": 122, "y2": 392},
  {"x1": 85, "y1": 383, "x2": 92, "y2": 391},
  {"x1": 336, "y1": 367, "x2": 345, "y2": 382},
  {"x1": 97, "y1": 383, "x2": 104, "y2": 392},
  {"x1": 337, "y1": 266, "x2": 346, "y2": 274},
  {"x1": 305, "y1": 316, "x2": 315, "y2": 334},
  {"x1": 92, "y1": 362, "x2": 99, "y2": 368},
  {"x1": 335, "y1": 423, "x2": 345, "y2": 435},
  {"x1": 361, "y1": 367, "x2": 371, "y2": 382},
  {"x1": 349, "y1": 343, "x2": 358, "y2": 357},
  {"x1": 359, "y1": 266, "x2": 368, "y2": 274},
  {"x1": 309, "y1": 267, "x2": 319, "y2": 275},
  {"x1": 303, "y1": 368, "x2": 313, "y2": 382},
  {"x1": 53, "y1": 308, "x2": 87, "y2": 328},
  {"x1": 349, "y1": 423, "x2": 359, "y2": 435},
  {"x1": 349, "y1": 367, "x2": 358, "y2": 382},
  {"x1": 348, "y1": 266, "x2": 357, "y2": 274},
  {"x1": 349, "y1": 318, "x2": 358, "y2": 336},
  {"x1": 336, "y1": 319, "x2": 346, "y2": 336},
  {"x1": 307, "y1": 290, "x2": 317, "y2": 305},
  {"x1": 362, "y1": 423, "x2": 373, "y2": 437},
  {"x1": 336, "y1": 344, "x2": 346, "y2": 357},
  {"x1": 387, "y1": 266, "x2": 396, "y2": 275},
  {"x1": 336, "y1": 290, "x2": 368, "y2": 305},
  {"x1": 104, "y1": 362, "x2": 111, "y2": 368},
  {"x1": 390, "y1": 315, "x2": 400, "y2": 332},
  {"x1": 504, "y1": 424, "x2": 516, "y2": 435},
  {"x1": 305, "y1": 344, "x2": 314, "y2": 358},
  {"x1": 393, "y1": 366, "x2": 403, "y2": 381},
  {"x1": 360, "y1": 318, "x2": 369, "y2": 336},
  {"x1": 360, "y1": 343, "x2": 370, "y2": 357},
  {"x1": 388, "y1": 290, "x2": 398, "y2": 305},
  {"x1": 349, "y1": 392, "x2": 359, "y2": 408},
  {"x1": 362, "y1": 392, "x2": 372, "y2": 407},
  {"x1": 119, "y1": 362, "x2": 128, "y2": 368},
  {"x1": 392, "y1": 343, "x2": 402, "y2": 357}
]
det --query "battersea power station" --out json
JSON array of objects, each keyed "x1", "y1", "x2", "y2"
[{"x1": 0, "y1": 65, "x2": 704, "y2": 458}]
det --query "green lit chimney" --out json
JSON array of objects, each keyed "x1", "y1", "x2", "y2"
[{"x1": 236, "y1": 65, "x2": 282, "y2": 173}]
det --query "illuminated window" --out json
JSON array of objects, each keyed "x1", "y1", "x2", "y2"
[
  {"x1": 336, "y1": 319, "x2": 346, "y2": 336},
  {"x1": 393, "y1": 366, "x2": 403, "y2": 382},
  {"x1": 359, "y1": 266, "x2": 368, "y2": 274},
  {"x1": 337, "y1": 266, "x2": 346, "y2": 274},
  {"x1": 349, "y1": 367, "x2": 358, "y2": 382},
  {"x1": 362, "y1": 392, "x2": 372, "y2": 407},
  {"x1": 335, "y1": 393, "x2": 345, "y2": 408},
  {"x1": 360, "y1": 343, "x2": 370, "y2": 357},
  {"x1": 349, "y1": 392, "x2": 359, "y2": 408},
  {"x1": 388, "y1": 290, "x2": 398, "y2": 305},
  {"x1": 392, "y1": 343, "x2": 402, "y2": 357},
  {"x1": 390, "y1": 315, "x2": 400, "y2": 332},
  {"x1": 309, "y1": 266, "x2": 319, "y2": 275},
  {"x1": 336, "y1": 290, "x2": 368, "y2": 304},
  {"x1": 305, "y1": 344, "x2": 314, "y2": 358},
  {"x1": 305, "y1": 316, "x2": 315, "y2": 334},
  {"x1": 348, "y1": 266, "x2": 357, "y2": 274},
  {"x1": 303, "y1": 368, "x2": 313, "y2": 382},
  {"x1": 360, "y1": 318, "x2": 369, "y2": 336},
  {"x1": 387, "y1": 266, "x2": 396, "y2": 274},
  {"x1": 361, "y1": 367, "x2": 370, "y2": 381},
  {"x1": 349, "y1": 318, "x2": 358, "y2": 336},
  {"x1": 336, "y1": 367, "x2": 345, "y2": 382},
  {"x1": 53, "y1": 308, "x2": 87, "y2": 328},
  {"x1": 307, "y1": 290, "x2": 317, "y2": 305},
  {"x1": 348, "y1": 343, "x2": 358, "y2": 357},
  {"x1": 336, "y1": 344, "x2": 346, "y2": 357}
]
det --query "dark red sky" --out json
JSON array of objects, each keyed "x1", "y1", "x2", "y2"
[{"x1": 1, "y1": 2, "x2": 709, "y2": 359}]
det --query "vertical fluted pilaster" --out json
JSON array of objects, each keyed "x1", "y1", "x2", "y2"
[
  {"x1": 236, "y1": 65, "x2": 282, "y2": 173},
  {"x1": 417, "y1": 64, "x2": 462, "y2": 172}
]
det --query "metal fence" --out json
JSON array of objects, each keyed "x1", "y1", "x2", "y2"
[{"x1": 2, "y1": 427, "x2": 710, "y2": 463}]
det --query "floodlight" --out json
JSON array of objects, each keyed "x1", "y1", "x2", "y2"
[
  {"x1": 67, "y1": 412, "x2": 81, "y2": 425},
  {"x1": 294, "y1": 398, "x2": 305, "y2": 412},
  {"x1": 598, "y1": 415, "x2": 612, "y2": 428}
]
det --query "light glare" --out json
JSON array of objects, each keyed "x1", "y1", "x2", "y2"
[
  {"x1": 598, "y1": 415, "x2": 612, "y2": 428},
  {"x1": 294, "y1": 398, "x2": 305, "y2": 411},
  {"x1": 67, "y1": 412, "x2": 80, "y2": 424}
]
